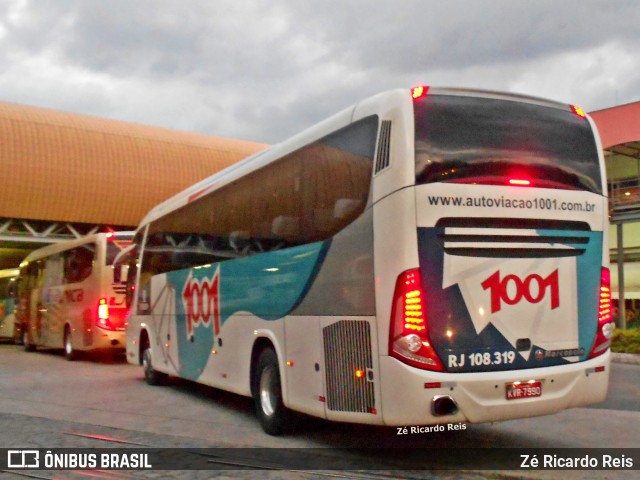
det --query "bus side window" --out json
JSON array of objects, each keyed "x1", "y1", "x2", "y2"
[
  {"x1": 65, "y1": 250, "x2": 82, "y2": 283},
  {"x1": 64, "y1": 246, "x2": 94, "y2": 284},
  {"x1": 143, "y1": 115, "x2": 377, "y2": 275}
]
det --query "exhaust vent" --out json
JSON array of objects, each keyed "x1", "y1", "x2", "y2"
[
  {"x1": 435, "y1": 218, "x2": 591, "y2": 259},
  {"x1": 323, "y1": 320, "x2": 375, "y2": 412},
  {"x1": 374, "y1": 120, "x2": 391, "y2": 174}
]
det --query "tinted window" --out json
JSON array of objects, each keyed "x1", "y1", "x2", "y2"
[
  {"x1": 143, "y1": 116, "x2": 378, "y2": 276},
  {"x1": 414, "y1": 95, "x2": 602, "y2": 194},
  {"x1": 64, "y1": 245, "x2": 95, "y2": 284}
]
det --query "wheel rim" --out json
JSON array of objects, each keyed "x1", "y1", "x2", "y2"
[
  {"x1": 259, "y1": 366, "x2": 277, "y2": 417},
  {"x1": 65, "y1": 331, "x2": 72, "y2": 355},
  {"x1": 143, "y1": 350, "x2": 151, "y2": 377}
]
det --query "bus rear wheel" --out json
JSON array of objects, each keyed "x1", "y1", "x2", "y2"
[
  {"x1": 64, "y1": 326, "x2": 76, "y2": 361},
  {"x1": 142, "y1": 347, "x2": 167, "y2": 386},
  {"x1": 253, "y1": 348, "x2": 291, "y2": 436}
]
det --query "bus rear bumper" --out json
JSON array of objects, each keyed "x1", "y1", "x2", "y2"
[
  {"x1": 93, "y1": 330, "x2": 126, "y2": 350},
  {"x1": 378, "y1": 351, "x2": 610, "y2": 426}
]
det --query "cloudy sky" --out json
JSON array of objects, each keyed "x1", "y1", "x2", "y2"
[{"x1": 1, "y1": 0, "x2": 638, "y2": 144}]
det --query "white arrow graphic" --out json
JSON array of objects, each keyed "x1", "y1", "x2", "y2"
[{"x1": 443, "y1": 253, "x2": 580, "y2": 361}]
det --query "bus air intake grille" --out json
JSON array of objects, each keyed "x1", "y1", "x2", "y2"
[
  {"x1": 323, "y1": 320, "x2": 374, "y2": 413},
  {"x1": 374, "y1": 120, "x2": 392, "y2": 174}
]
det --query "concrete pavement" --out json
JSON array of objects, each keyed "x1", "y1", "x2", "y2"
[{"x1": 611, "y1": 352, "x2": 640, "y2": 365}]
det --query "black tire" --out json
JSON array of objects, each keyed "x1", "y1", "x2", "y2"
[
  {"x1": 64, "y1": 326, "x2": 76, "y2": 361},
  {"x1": 142, "y1": 347, "x2": 167, "y2": 386},
  {"x1": 253, "y1": 348, "x2": 291, "y2": 436}
]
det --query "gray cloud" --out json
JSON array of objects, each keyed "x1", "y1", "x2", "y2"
[{"x1": 0, "y1": 0, "x2": 638, "y2": 143}]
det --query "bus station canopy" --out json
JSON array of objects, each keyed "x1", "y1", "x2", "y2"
[
  {"x1": 0, "y1": 101, "x2": 266, "y2": 228},
  {"x1": 0, "y1": 101, "x2": 266, "y2": 270}
]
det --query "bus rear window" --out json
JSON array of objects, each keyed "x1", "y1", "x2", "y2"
[
  {"x1": 414, "y1": 95, "x2": 603, "y2": 194},
  {"x1": 106, "y1": 236, "x2": 133, "y2": 266}
]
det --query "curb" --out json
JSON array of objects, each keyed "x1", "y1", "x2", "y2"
[{"x1": 611, "y1": 352, "x2": 640, "y2": 365}]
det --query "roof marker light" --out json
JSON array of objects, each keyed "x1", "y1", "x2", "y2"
[
  {"x1": 508, "y1": 178, "x2": 531, "y2": 186},
  {"x1": 411, "y1": 85, "x2": 429, "y2": 100},
  {"x1": 571, "y1": 105, "x2": 587, "y2": 118}
]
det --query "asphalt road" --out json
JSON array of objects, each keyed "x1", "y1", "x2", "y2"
[
  {"x1": 0, "y1": 343, "x2": 637, "y2": 479},
  {"x1": 588, "y1": 359, "x2": 640, "y2": 412}
]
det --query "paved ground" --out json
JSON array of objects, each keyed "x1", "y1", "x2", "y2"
[
  {"x1": 0, "y1": 345, "x2": 637, "y2": 479},
  {"x1": 611, "y1": 352, "x2": 640, "y2": 365}
]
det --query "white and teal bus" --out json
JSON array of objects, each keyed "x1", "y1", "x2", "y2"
[{"x1": 125, "y1": 86, "x2": 612, "y2": 435}]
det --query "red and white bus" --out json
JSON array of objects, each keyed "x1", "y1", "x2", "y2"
[{"x1": 16, "y1": 231, "x2": 133, "y2": 359}]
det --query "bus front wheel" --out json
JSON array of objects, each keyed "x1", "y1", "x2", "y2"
[
  {"x1": 253, "y1": 348, "x2": 291, "y2": 436},
  {"x1": 142, "y1": 347, "x2": 167, "y2": 386}
]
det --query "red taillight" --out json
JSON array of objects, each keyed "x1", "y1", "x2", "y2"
[
  {"x1": 105, "y1": 231, "x2": 114, "y2": 239},
  {"x1": 598, "y1": 267, "x2": 612, "y2": 323},
  {"x1": 411, "y1": 85, "x2": 429, "y2": 100},
  {"x1": 389, "y1": 269, "x2": 443, "y2": 371},
  {"x1": 588, "y1": 267, "x2": 614, "y2": 359},
  {"x1": 98, "y1": 298, "x2": 109, "y2": 320},
  {"x1": 96, "y1": 297, "x2": 115, "y2": 330}
]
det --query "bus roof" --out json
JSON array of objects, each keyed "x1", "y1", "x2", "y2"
[
  {"x1": 135, "y1": 87, "x2": 576, "y2": 231},
  {"x1": 0, "y1": 268, "x2": 19, "y2": 279},
  {"x1": 137, "y1": 101, "x2": 358, "y2": 229},
  {"x1": 20, "y1": 231, "x2": 134, "y2": 266}
]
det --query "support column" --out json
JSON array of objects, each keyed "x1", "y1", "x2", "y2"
[{"x1": 617, "y1": 222, "x2": 626, "y2": 329}]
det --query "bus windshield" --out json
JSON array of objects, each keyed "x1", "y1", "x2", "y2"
[{"x1": 414, "y1": 95, "x2": 603, "y2": 194}]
